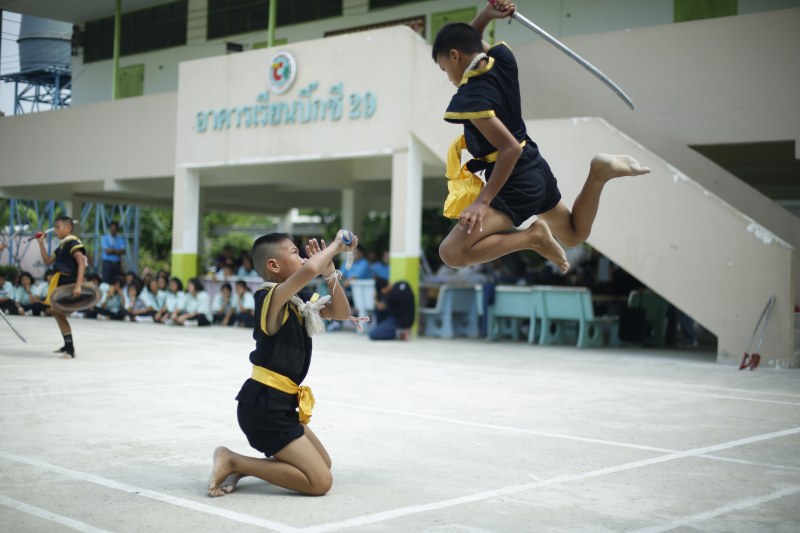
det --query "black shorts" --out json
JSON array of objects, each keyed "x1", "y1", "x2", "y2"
[
  {"x1": 57, "y1": 274, "x2": 77, "y2": 286},
  {"x1": 480, "y1": 148, "x2": 562, "y2": 227},
  {"x1": 236, "y1": 380, "x2": 305, "y2": 457}
]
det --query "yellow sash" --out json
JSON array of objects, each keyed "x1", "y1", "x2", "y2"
[
  {"x1": 251, "y1": 365, "x2": 315, "y2": 424},
  {"x1": 443, "y1": 135, "x2": 485, "y2": 219},
  {"x1": 44, "y1": 272, "x2": 61, "y2": 305},
  {"x1": 443, "y1": 136, "x2": 527, "y2": 219}
]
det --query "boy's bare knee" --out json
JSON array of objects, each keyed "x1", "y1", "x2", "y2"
[
  {"x1": 439, "y1": 242, "x2": 466, "y2": 269},
  {"x1": 561, "y1": 236, "x2": 584, "y2": 248},
  {"x1": 308, "y1": 471, "x2": 333, "y2": 496}
]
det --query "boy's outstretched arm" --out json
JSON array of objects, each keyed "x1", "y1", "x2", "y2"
[
  {"x1": 267, "y1": 231, "x2": 354, "y2": 333},
  {"x1": 36, "y1": 234, "x2": 55, "y2": 265},
  {"x1": 470, "y1": 1, "x2": 516, "y2": 51},
  {"x1": 459, "y1": 116, "x2": 522, "y2": 234},
  {"x1": 306, "y1": 238, "x2": 353, "y2": 321}
]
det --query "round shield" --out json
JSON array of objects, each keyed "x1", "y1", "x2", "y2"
[{"x1": 50, "y1": 283, "x2": 102, "y2": 314}]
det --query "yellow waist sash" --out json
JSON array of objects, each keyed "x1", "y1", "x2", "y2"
[
  {"x1": 44, "y1": 272, "x2": 61, "y2": 305},
  {"x1": 443, "y1": 135, "x2": 526, "y2": 219},
  {"x1": 251, "y1": 365, "x2": 315, "y2": 424}
]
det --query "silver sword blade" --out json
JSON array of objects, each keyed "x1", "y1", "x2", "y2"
[
  {"x1": 0, "y1": 311, "x2": 27, "y2": 343},
  {"x1": 511, "y1": 11, "x2": 635, "y2": 110}
]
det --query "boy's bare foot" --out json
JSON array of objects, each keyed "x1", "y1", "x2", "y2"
[
  {"x1": 208, "y1": 446, "x2": 234, "y2": 497},
  {"x1": 221, "y1": 473, "x2": 244, "y2": 494},
  {"x1": 590, "y1": 154, "x2": 651, "y2": 182},
  {"x1": 528, "y1": 219, "x2": 570, "y2": 274}
]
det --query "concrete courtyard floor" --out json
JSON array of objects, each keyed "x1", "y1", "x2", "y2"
[{"x1": 1, "y1": 315, "x2": 799, "y2": 533}]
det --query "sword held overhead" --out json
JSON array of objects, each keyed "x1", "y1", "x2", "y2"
[{"x1": 489, "y1": 0, "x2": 635, "y2": 110}]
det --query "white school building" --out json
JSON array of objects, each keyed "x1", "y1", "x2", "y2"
[{"x1": 0, "y1": 0, "x2": 798, "y2": 366}]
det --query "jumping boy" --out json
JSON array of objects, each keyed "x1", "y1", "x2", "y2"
[
  {"x1": 208, "y1": 231, "x2": 357, "y2": 497},
  {"x1": 37, "y1": 215, "x2": 86, "y2": 358},
  {"x1": 434, "y1": 1, "x2": 650, "y2": 273}
]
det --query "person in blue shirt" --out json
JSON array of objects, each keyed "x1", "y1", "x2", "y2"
[
  {"x1": 370, "y1": 250, "x2": 390, "y2": 281},
  {"x1": 101, "y1": 221, "x2": 126, "y2": 283},
  {"x1": 341, "y1": 247, "x2": 371, "y2": 281}
]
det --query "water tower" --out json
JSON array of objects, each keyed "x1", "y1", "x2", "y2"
[{"x1": 0, "y1": 15, "x2": 72, "y2": 114}]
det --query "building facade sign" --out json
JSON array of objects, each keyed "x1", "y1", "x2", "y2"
[{"x1": 195, "y1": 50, "x2": 377, "y2": 133}]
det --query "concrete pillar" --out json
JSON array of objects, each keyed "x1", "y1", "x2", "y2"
[
  {"x1": 341, "y1": 188, "x2": 355, "y2": 232},
  {"x1": 171, "y1": 167, "x2": 201, "y2": 283},
  {"x1": 390, "y1": 136, "x2": 423, "y2": 321},
  {"x1": 63, "y1": 198, "x2": 85, "y2": 230},
  {"x1": 280, "y1": 208, "x2": 296, "y2": 235}
]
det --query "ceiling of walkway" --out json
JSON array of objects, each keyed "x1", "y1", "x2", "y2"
[{"x1": 0, "y1": 154, "x2": 449, "y2": 214}]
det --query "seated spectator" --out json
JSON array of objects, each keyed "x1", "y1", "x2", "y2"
[
  {"x1": 92, "y1": 276, "x2": 127, "y2": 321},
  {"x1": 142, "y1": 278, "x2": 165, "y2": 317},
  {"x1": 34, "y1": 270, "x2": 52, "y2": 302},
  {"x1": 125, "y1": 282, "x2": 156, "y2": 321},
  {"x1": 124, "y1": 271, "x2": 139, "y2": 288},
  {"x1": 215, "y1": 258, "x2": 237, "y2": 280},
  {"x1": 14, "y1": 271, "x2": 47, "y2": 316},
  {"x1": 342, "y1": 247, "x2": 371, "y2": 281},
  {"x1": 158, "y1": 277, "x2": 186, "y2": 324},
  {"x1": 212, "y1": 282, "x2": 235, "y2": 325},
  {"x1": 81, "y1": 274, "x2": 103, "y2": 319},
  {"x1": 233, "y1": 280, "x2": 255, "y2": 328},
  {"x1": 236, "y1": 254, "x2": 259, "y2": 278},
  {"x1": 215, "y1": 245, "x2": 236, "y2": 272},
  {"x1": 0, "y1": 271, "x2": 19, "y2": 315},
  {"x1": 173, "y1": 277, "x2": 212, "y2": 326},
  {"x1": 371, "y1": 250, "x2": 390, "y2": 281},
  {"x1": 369, "y1": 278, "x2": 416, "y2": 341}
]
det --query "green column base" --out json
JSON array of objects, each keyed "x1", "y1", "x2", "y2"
[
  {"x1": 171, "y1": 253, "x2": 199, "y2": 284},
  {"x1": 390, "y1": 256, "x2": 420, "y2": 336}
]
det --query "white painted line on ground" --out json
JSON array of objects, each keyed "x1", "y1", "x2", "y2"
[
  {"x1": 0, "y1": 452, "x2": 297, "y2": 532},
  {"x1": 630, "y1": 485, "x2": 800, "y2": 533},
  {"x1": 320, "y1": 351, "x2": 800, "y2": 403},
  {"x1": 697, "y1": 454, "x2": 800, "y2": 472},
  {"x1": 632, "y1": 389, "x2": 800, "y2": 407},
  {"x1": 0, "y1": 494, "x2": 112, "y2": 533},
  {"x1": 0, "y1": 380, "x2": 239, "y2": 399},
  {"x1": 299, "y1": 427, "x2": 800, "y2": 532},
  {"x1": 326, "y1": 400, "x2": 800, "y2": 471},
  {"x1": 325, "y1": 400, "x2": 673, "y2": 453}
]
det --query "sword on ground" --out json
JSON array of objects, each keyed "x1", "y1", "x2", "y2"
[
  {"x1": 489, "y1": 1, "x2": 635, "y2": 110},
  {"x1": 0, "y1": 311, "x2": 27, "y2": 343}
]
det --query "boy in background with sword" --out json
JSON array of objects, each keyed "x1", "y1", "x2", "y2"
[{"x1": 37, "y1": 216, "x2": 86, "y2": 358}]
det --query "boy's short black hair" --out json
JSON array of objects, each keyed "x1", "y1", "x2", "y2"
[
  {"x1": 55, "y1": 215, "x2": 73, "y2": 228},
  {"x1": 252, "y1": 233, "x2": 293, "y2": 279},
  {"x1": 221, "y1": 282, "x2": 232, "y2": 292},
  {"x1": 432, "y1": 22, "x2": 483, "y2": 61}
]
